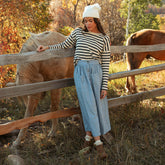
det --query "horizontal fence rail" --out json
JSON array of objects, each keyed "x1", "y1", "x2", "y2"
[
  {"x1": 0, "y1": 63, "x2": 165, "y2": 100},
  {"x1": 0, "y1": 48, "x2": 75, "y2": 66},
  {"x1": 111, "y1": 43, "x2": 165, "y2": 54},
  {"x1": 1, "y1": 44, "x2": 165, "y2": 66},
  {"x1": 0, "y1": 108, "x2": 80, "y2": 136},
  {"x1": 108, "y1": 86, "x2": 165, "y2": 108},
  {"x1": 109, "y1": 63, "x2": 165, "y2": 80},
  {"x1": 0, "y1": 78, "x2": 75, "y2": 99}
]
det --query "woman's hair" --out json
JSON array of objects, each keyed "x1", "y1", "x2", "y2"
[{"x1": 82, "y1": 18, "x2": 106, "y2": 35}]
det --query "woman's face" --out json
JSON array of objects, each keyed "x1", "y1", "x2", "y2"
[{"x1": 84, "y1": 17, "x2": 98, "y2": 33}]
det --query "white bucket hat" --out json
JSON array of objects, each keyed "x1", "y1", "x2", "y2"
[{"x1": 83, "y1": 3, "x2": 101, "y2": 19}]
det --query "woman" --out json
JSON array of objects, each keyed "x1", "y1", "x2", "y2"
[{"x1": 37, "y1": 3, "x2": 111, "y2": 160}]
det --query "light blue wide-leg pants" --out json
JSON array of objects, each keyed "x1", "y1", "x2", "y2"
[{"x1": 74, "y1": 60, "x2": 111, "y2": 137}]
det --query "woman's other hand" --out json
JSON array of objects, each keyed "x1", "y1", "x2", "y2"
[
  {"x1": 37, "y1": 45, "x2": 49, "y2": 52},
  {"x1": 100, "y1": 90, "x2": 107, "y2": 99}
]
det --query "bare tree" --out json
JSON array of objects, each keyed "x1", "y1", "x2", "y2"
[
  {"x1": 49, "y1": 0, "x2": 74, "y2": 31},
  {"x1": 100, "y1": 0, "x2": 126, "y2": 45},
  {"x1": 72, "y1": 0, "x2": 80, "y2": 27}
]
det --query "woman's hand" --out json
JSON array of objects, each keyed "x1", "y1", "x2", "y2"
[
  {"x1": 37, "y1": 45, "x2": 49, "y2": 52},
  {"x1": 100, "y1": 90, "x2": 107, "y2": 99}
]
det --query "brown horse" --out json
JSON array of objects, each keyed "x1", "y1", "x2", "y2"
[
  {"x1": 126, "y1": 29, "x2": 165, "y2": 93},
  {"x1": 12, "y1": 31, "x2": 74, "y2": 147}
]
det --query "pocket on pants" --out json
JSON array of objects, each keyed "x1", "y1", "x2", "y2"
[{"x1": 74, "y1": 67, "x2": 85, "y2": 89}]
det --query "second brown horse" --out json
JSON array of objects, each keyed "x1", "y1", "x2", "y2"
[{"x1": 126, "y1": 29, "x2": 165, "y2": 93}]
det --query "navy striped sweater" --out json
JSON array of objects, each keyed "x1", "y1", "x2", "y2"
[{"x1": 49, "y1": 28, "x2": 111, "y2": 90}]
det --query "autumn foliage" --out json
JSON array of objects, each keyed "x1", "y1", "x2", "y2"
[{"x1": 0, "y1": 0, "x2": 52, "y2": 87}]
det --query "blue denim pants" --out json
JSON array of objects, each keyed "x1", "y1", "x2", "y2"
[{"x1": 74, "y1": 60, "x2": 111, "y2": 137}]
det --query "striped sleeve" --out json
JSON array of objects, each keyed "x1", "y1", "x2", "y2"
[
  {"x1": 101, "y1": 36, "x2": 111, "y2": 90},
  {"x1": 48, "y1": 28, "x2": 77, "y2": 49}
]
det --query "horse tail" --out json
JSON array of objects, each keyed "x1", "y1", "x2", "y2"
[{"x1": 126, "y1": 33, "x2": 136, "y2": 70}]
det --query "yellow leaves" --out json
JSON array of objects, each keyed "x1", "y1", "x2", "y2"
[
  {"x1": 58, "y1": 26, "x2": 74, "y2": 36},
  {"x1": 3, "y1": 143, "x2": 10, "y2": 148},
  {"x1": 0, "y1": 115, "x2": 12, "y2": 122},
  {"x1": 72, "y1": 0, "x2": 77, "y2": 5},
  {"x1": 7, "y1": 117, "x2": 12, "y2": 121},
  {"x1": 61, "y1": 0, "x2": 78, "y2": 8},
  {"x1": 31, "y1": 1, "x2": 36, "y2": 8},
  {"x1": 0, "y1": 65, "x2": 16, "y2": 88},
  {"x1": 62, "y1": 0, "x2": 67, "y2": 8}
]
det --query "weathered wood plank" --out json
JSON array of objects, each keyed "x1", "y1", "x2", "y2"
[
  {"x1": 110, "y1": 43, "x2": 165, "y2": 53},
  {"x1": 109, "y1": 63, "x2": 165, "y2": 80},
  {"x1": 108, "y1": 86, "x2": 165, "y2": 108},
  {"x1": 1, "y1": 44, "x2": 165, "y2": 66},
  {"x1": 0, "y1": 63, "x2": 165, "y2": 100},
  {"x1": 0, "y1": 78, "x2": 75, "y2": 99},
  {"x1": 0, "y1": 48, "x2": 75, "y2": 66},
  {"x1": 0, "y1": 107, "x2": 80, "y2": 135}
]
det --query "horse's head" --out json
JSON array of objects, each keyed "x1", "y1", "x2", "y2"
[{"x1": 20, "y1": 31, "x2": 66, "y2": 53}]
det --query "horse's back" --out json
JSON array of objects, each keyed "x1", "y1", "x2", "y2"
[{"x1": 127, "y1": 29, "x2": 165, "y2": 45}]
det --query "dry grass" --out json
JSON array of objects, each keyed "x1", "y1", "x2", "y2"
[{"x1": 0, "y1": 59, "x2": 164, "y2": 165}]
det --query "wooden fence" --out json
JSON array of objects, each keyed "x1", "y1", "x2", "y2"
[{"x1": 0, "y1": 44, "x2": 165, "y2": 135}]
